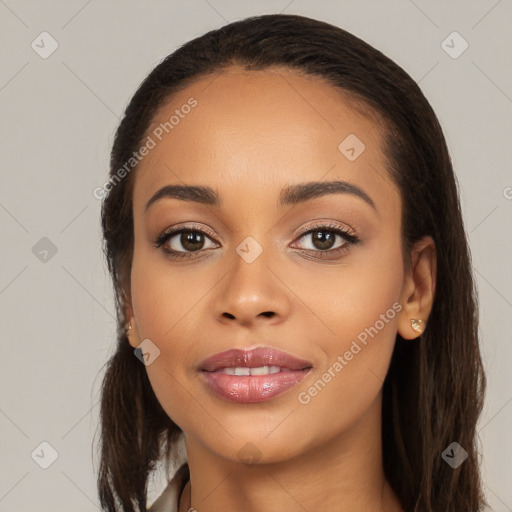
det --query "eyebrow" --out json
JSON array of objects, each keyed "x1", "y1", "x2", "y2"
[{"x1": 144, "y1": 180, "x2": 376, "y2": 212}]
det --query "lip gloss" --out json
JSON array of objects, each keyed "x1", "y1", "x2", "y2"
[{"x1": 200, "y1": 368, "x2": 311, "y2": 403}]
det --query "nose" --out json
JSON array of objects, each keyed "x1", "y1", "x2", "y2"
[{"x1": 213, "y1": 245, "x2": 291, "y2": 328}]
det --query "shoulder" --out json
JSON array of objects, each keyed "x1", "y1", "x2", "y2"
[{"x1": 148, "y1": 463, "x2": 190, "y2": 512}]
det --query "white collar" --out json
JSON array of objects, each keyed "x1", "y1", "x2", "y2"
[{"x1": 148, "y1": 463, "x2": 189, "y2": 512}]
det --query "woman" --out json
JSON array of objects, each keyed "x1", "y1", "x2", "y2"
[{"x1": 96, "y1": 13, "x2": 487, "y2": 512}]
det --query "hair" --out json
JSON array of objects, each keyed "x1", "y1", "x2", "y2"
[{"x1": 96, "y1": 13, "x2": 487, "y2": 512}]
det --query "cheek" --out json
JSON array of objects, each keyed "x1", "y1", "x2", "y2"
[
  {"x1": 130, "y1": 249, "x2": 209, "y2": 428},
  {"x1": 295, "y1": 236, "x2": 403, "y2": 417},
  {"x1": 130, "y1": 242, "x2": 203, "y2": 340},
  {"x1": 312, "y1": 232, "x2": 403, "y2": 346}
]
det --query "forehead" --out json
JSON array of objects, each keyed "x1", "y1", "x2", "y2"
[{"x1": 132, "y1": 66, "x2": 397, "y2": 215}]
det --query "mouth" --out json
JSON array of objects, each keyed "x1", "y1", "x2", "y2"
[{"x1": 198, "y1": 347, "x2": 313, "y2": 403}]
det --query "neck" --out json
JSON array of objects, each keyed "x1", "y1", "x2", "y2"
[{"x1": 179, "y1": 394, "x2": 402, "y2": 512}]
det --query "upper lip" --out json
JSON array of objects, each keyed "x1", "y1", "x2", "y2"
[{"x1": 200, "y1": 347, "x2": 313, "y2": 372}]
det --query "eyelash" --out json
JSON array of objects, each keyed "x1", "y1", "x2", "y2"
[{"x1": 153, "y1": 222, "x2": 360, "y2": 261}]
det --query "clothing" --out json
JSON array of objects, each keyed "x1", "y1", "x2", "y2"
[{"x1": 148, "y1": 463, "x2": 189, "y2": 512}]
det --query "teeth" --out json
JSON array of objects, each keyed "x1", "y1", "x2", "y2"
[
  {"x1": 250, "y1": 365, "x2": 281, "y2": 375},
  {"x1": 218, "y1": 365, "x2": 283, "y2": 375}
]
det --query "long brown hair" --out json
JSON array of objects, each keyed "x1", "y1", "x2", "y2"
[{"x1": 96, "y1": 13, "x2": 486, "y2": 511}]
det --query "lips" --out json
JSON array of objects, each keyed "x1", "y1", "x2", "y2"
[
  {"x1": 198, "y1": 346, "x2": 313, "y2": 403},
  {"x1": 199, "y1": 346, "x2": 313, "y2": 372}
]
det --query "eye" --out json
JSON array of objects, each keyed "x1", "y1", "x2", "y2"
[
  {"x1": 153, "y1": 224, "x2": 219, "y2": 260},
  {"x1": 153, "y1": 222, "x2": 360, "y2": 261},
  {"x1": 291, "y1": 222, "x2": 360, "y2": 258}
]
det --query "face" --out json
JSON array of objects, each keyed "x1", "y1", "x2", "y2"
[{"x1": 127, "y1": 66, "x2": 415, "y2": 464}]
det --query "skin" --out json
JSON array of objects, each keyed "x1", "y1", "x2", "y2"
[{"x1": 124, "y1": 66, "x2": 436, "y2": 512}]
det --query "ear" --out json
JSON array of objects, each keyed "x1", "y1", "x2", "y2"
[
  {"x1": 397, "y1": 235, "x2": 437, "y2": 340},
  {"x1": 124, "y1": 300, "x2": 142, "y2": 349}
]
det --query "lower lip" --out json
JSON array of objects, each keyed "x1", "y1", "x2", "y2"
[{"x1": 200, "y1": 369, "x2": 311, "y2": 403}]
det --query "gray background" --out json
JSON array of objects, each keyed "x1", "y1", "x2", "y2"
[{"x1": 1, "y1": 1, "x2": 511, "y2": 510}]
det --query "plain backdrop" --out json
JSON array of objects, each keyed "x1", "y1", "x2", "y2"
[{"x1": 1, "y1": 1, "x2": 511, "y2": 510}]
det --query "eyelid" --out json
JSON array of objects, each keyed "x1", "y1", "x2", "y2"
[
  {"x1": 156, "y1": 222, "x2": 217, "y2": 239},
  {"x1": 293, "y1": 220, "x2": 358, "y2": 239}
]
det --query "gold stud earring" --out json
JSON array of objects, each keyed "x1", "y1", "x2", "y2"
[
  {"x1": 126, "y1": 321, "x2": 132, "y2": 335},
  {"x1": 411, "y1": 318, "x2": 424, "y2": 334}
]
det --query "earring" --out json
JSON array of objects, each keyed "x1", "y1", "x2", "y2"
[
  {"x1": 411, "y1": 318, "x2": 424, "y2": 334},
  {"x1": 125, "y1": 321, "x2": 132, "y2": 335}
]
